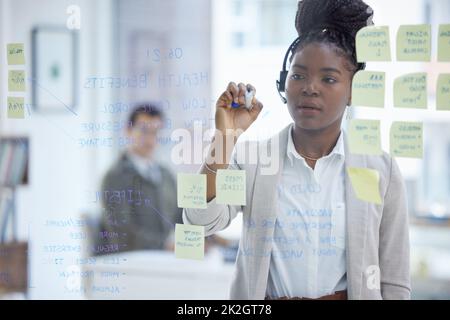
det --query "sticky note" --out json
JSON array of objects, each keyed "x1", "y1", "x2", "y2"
[
  {"x1": 7, "y1": 97, "x2": 25, "y2": 119},
  {"x1": 175, "y1": 223, "x2": 204, "y2": 260},
  {"x1": 396, "y1": 24, "x2": 431, "y2": 61},
  {"x1": 7, "y1": 43, "x2": 25, "y2": 65},
  {"x1": 177, "y1": 173, "x2": 207, "y2": 209},
  {"x1": 437, "y1": 74, "x2": 450, "y2": 110},
  {"x1": 348, "y1": 119, "x2": 382, "y2": 155},
  {"x1": 356, "y1": 26, "x2": 391, "y2": 62},
  {"x1": 390, "y1": 121, "x2": 423, "y2": 158},
  {"x1": 216, "y1": 169, "x2": 246, "y2": 205},
  {"x1": 8, "y1": 70, "x2": 26, "y2": 92},
  {"x1": 351, "y1": 71, "x2": 385, "y2": 108},
  {"x1": 347, "y1": 167, "x2": 382, "y2": 205},
  {"x1": 393, "y1": 73, "x2": 427, "y2": 109},
  {"x1": 438, "y1": 24, "x2": 450, "y2": 62}
]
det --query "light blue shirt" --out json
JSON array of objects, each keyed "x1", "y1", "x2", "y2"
[{"x1": 266, "y1": 125, "x2": 347, "y2": 298}]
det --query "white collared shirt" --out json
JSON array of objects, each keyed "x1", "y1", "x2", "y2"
[{"x1": 266, "y1": 124, "x2": 347, "y2": 298}]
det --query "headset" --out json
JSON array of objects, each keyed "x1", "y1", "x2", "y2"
[{"x1": 276, "y1": 37, "x2": 301, "y2": 104}]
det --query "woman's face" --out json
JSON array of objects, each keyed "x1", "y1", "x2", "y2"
[{"x1": 285, "y1": 42, "x2": 353, "y2": 132}]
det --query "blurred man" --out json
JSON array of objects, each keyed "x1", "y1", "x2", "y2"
[{"x1": 95, "y1": 103, "x2": 182, "y2": 255}]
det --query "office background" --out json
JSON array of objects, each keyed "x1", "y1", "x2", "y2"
[{"x1": 0, "y1": 0, "x2": 449, "y2": 299}]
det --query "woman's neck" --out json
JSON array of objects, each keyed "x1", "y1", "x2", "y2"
[{"x1": 291, "y1": 123, "x2": 341, "y2": 161}]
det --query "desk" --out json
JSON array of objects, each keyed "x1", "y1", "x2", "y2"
[{"x1": 82, "y1": 249, "x2": 235, "y2": 299}]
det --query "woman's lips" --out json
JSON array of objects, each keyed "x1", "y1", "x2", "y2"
[{"x1": 296, "y1": 105, "x2": 322, "y2": 115}]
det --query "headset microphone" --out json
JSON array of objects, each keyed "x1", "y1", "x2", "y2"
[{"x1": 276, "y1": 37, "x2": 300, "y2": 104}]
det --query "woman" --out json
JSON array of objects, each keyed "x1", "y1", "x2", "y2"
[{"x1": 183, "y1": 0, "x2": 410, "y2": 300}]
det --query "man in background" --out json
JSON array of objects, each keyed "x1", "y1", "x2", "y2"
[{"x1": 95, "y1": 103, "x2": 182, "y2": 255}]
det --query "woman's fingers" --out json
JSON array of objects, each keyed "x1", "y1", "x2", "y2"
[
  {"x1": 250, "y1": 98, "x2": 264, "y2": 119},
  {"x1": 219, "y1": 82, "x2": 259, "y2": 111},
  {"x1": 237, "y1": 83, "x2": 247, "y2": 105},
  {"x1": 227, "y1": 82, "x2": 239, "y2": 104}
]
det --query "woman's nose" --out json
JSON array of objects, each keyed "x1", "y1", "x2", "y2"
[{"x1": 302, "y1": 79, "x2": 319, "y2": 96}]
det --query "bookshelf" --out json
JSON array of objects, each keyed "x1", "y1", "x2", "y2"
[{"x1": 0, "y1": 136, "x2": 29, "y2": 295}]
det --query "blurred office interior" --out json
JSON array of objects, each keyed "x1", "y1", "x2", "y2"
[{"x1": 0, "y1": 0, "x2": 449, "y2": 299}]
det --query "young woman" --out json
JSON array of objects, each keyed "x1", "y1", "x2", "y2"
[{"x1": 183, "y1": 0, "x2": 410, "y2": 300}]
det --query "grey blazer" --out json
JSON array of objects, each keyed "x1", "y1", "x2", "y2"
[
  {"x1": 96, "y1": 153, "x2": 182, "y2": 254},
  {"x1": 183, "y1": 124, "x2": 410, "y2": 300}
]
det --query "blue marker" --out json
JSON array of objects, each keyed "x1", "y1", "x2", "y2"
[{"x1": 231, "y1": 87, "x2": 255, "y2": 109}]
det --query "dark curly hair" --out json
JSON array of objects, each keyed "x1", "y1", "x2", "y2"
[{"x1": 291, "y1": 0, "x2": 374, "y2": 72}]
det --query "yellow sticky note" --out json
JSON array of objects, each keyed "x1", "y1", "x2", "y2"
[
  {"x1": 347, "y1": 167, "x2": 382, "y2": 205},
  {"x1": 394, "y1": 73, "x2": 427, "y2": 109},
  {"x1": 390, "y1": 121, "x2": 423, "y2": 158},
  {"x1": 177, "y1": 173, "x2": 207, "y2": 209},
  {"x1": 351, "y1": 71, "x2": 385, "y2": 108},
  {"x1": 438, "y1": 24, "x2": 450, "y2": 62},
  {"x1": 7, "y1": 43, "x2": 25, "y2": 65},
  {"x1": 356, "y1": 26, "x2": 391, "y2": 62},
  {"x1": 437, "y1": 74, "x2": 450, "y2": 111},
  {"x1": 8, "y1": 70, "x2": 26, "y2": 92},
  {"x1": 216, "y1": 169, "x2": 246, "y2": 205},
  {"x1": 175, "y1": 223, "x2": 204, "y2": 260},
  {"x1": 396, "y1": 24, "x2": 431, "y2": 61},
  {"x1": 348, "y1": 119, "x2": 382, "y2": 155},
  {"x1": 7, "y1": 97, "x2": 25, "y2": 119}
]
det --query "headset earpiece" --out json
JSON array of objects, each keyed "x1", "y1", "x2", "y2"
[
  {"x1": 277, "y1": 71, "x2": 288, "y2": 92},
  {"x1": 276, "y1": 37, "x2": 300, "y2": 104}
]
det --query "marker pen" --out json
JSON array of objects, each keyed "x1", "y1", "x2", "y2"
[{"x1": 231, "y1": 86, "x2": 255, "y2": 110}]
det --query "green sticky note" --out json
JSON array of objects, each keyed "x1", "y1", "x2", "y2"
[
  {"x1": 8, "y1": 70, "x2": 26, "y2": 92},
  {"x1": 7, "y1": 43, "x2": 25, "y2": 65},
  {"x1": 177, "y1": 173, "x2": 207, "y2": 209},
  {"x1": 216, "y1": 169, "x2": 246, "y2": 205},
  {"x1": 347, "y1": 167, "x2": 382, "y2": 205},
  {"x1": 437, "y1": 73, "x2": 450, "y2": 110},
  {"x1": 351, "y1": 71, "x2": 385, "y2": 108},
  {"x1": 175, "y1": 223, "x2": 204, "y2": 260},
  {"x1": 394, "y1": 73, "x2": 427, "y2": 109},
  {"x1": 390, "y1": 121, "x2": 423, "y2": 158},
  {"x1": 438, "y1": 24, "x2": 450, "y2": 62},
  {"x1": 356, "y1": 25, "x2": 391, "y2": 62},
  {"x1": 7, "y1": 97, "x2": 25, "y2": 119},
  {"x1": 348, "y1": 119, "x2": 382, "y2": 155},
  {"x1": 396, "y1": 24, "x2": 431, "y2": 61}
]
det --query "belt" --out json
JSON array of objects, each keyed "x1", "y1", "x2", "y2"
[{"x1": 265, "y1": 290, "x2": 347, "y2": 300}]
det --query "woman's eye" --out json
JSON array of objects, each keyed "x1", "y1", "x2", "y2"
[
  {"x1": 291, "y1": 74, "x2": 305, "y2": 80},
  {"x1": 323, "y1": 77, "x2": 337, "y2": 84}
]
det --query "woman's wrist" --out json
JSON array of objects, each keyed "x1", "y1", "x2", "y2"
[{"x1": 205, "y1": 131, "x2": 237, "y2": 168}]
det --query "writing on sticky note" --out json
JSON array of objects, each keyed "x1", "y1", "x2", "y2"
[
  {"x1": 351, "y1": 71, "x2": 385, "y2": 108},
  {"x1": 216, "y1": 169, "x2": 246, "y2": 205},
  {"x1": 7, "y1": 43, "x2": 25, "y2": 65},
  {"x1": 8, "y1": 70, "x2": 26, "y2": 92},
  {"x1": 437, "y1": 74, "x2": 450, "y2": 111},
  {"x1": 356, "y1": 26, "x2": 391, "y2": 62},
  {"x1": 7, "y1": 97, "x2": 25, "y2": 119},
  {"x1": 390, "y1": 121, "x2": 423, "y2": 158},
  {"x1": 394, "y1": 73, "x2": 427, "y2": 109},
  {"x1": 177, "y1": 173, "x2": 207, "y2": 209},
  {"x1": 396, "y1": 24, "x2": 431, "y2": 61},
  {"x1": 348, "y1": 119, "x2": 381, "y2": 155},
  {"x1": 347, "y1": 167, "x2": 382, "y2": 205},
  {"x1": 175, "y1": 223, "x2": 204, "y2": 260},
  {"x1": 438, "y1": 24, "x2": 450, "y2": 62}
]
